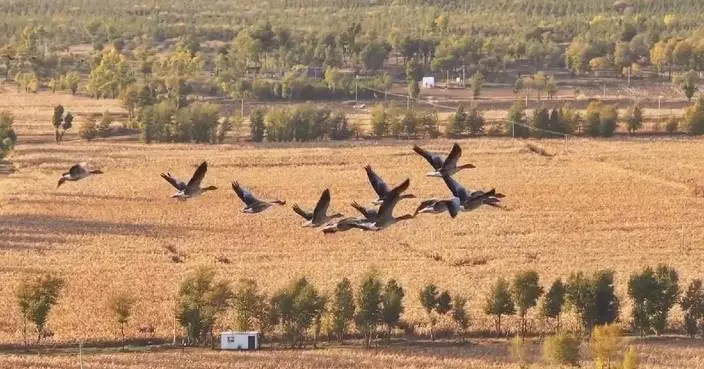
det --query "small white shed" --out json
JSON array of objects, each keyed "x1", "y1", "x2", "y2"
[
  {"x1": 421, "y1": 76, "x2": 435, "y2": 88},
  {"x1": 220, "y1": 331, "x2": 260, "y2": 350}
]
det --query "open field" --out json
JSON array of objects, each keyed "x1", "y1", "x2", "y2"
[{"x1": 3, "y1": 92, "x2": 704, "y2": 367}]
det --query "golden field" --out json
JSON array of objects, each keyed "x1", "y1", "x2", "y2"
[{"x1": 2, "y1": 90, "x2": 704, "y2": 367}]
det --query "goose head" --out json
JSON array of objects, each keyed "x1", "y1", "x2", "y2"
[{"x1": 56, "y1": 177, "x2": 67, "y2": 188}]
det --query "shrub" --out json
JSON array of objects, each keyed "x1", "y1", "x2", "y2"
[
  {"x1": 356, "y1": 272, "x2": 383, "y2": 348},
  {"x1": 0, "y1": 111, "x2": 17, "y2": 159},
  {"x1": 511, "y1": 336, "x2": 531, "y2": 369},
  {"x1": 543, "y1": 333, "x2": 580, "y2": 366},
  {"x1": 665, "y1": 118, "x2": 679, "y2": 134},
  {"x1": 592, "y1": 324, "x2": 621, "y2": 369},
  {"x1": 98, "y1": 110, "x2": 113, "y2": 137},
  {"x1": 78, "y1": 119, "x2": 98, "y2": 140},
  {"x1": 684, "y1": 97, "x2": 704, "y2": 135}
]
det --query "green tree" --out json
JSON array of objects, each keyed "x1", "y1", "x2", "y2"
[
  {"x1": 109, "y1": 292, "x2": 135, "y2": 350},
  {"x1": 330, "y1": 278, "x2": 355, "y2": 343},
  {"x1": 484, "y1": 277, "x2": 515, "y2": 335},
  {"x1": 627, "y1": 265, "x2": 679, "y2": 336},
  {"x1": 155, "y1": 46, "x2": 203, "y2": 108},
  {"x1": 381, "y1": 279, "x2": 405, "y2": 343},
  {"x1": 271, "y1": 277, "x2": 325, "y2": 348},
  {"x1": 508, "y1": 101, "x2": 529, "y2": 138},
  {"x1": 119, "y1": 84, "x2": 140, "y2": 122},
  {"x1": 16, "y1": 275, "x2": 64, "y2": 348},
  {"x1": 405, "y1": 58, "x2": 423, "y2": 82},
  {"x1": 676, "y1": 70, "x2": 699, "y2": 102},
  {"x1": 625, "y1": 103, "x2": 643, "y2": 134},
  {"x1": 63, "y1": 72, "x2": 81, "y2": 95},
  {"x1": 532, "y1": 107, "x2": 551, "y2": 138},
  {"x1": 176, "y1": 267, "x2": 233, "y2": 346},
  {"x1": 419, "y1": 283, "x2": 439, "y2": 340},
  {"x1": 585, "y1": 101, "x2": 602, "y2": 137},
  {"x1": 451, "y1": 295, "x2": 470, "y2": 343},
  {"x1": 0, "y1": 111, "x2": 17, "y2": 159},
  {"x1": 542, "y1": 279, "x2": 566, "y2": 332},
  {"x1": 599, "y1": 105, "x2": 619, "y2": 137},
  {"x1": 566, "y1": 270, "x2": 619, "y2": 334},
  {"x1": 471, "y1": 71, "x2": 484, "y2": 99},
  {"x1": 447, "y1": 104, "x2": 467, "y2": 137},
  {"x1": 466, "y1": 106, "x2": 485, "y2": 136},
  {"x1": 511, "y1": 271, "x2": 544, "y2": 337},
  {"x1": 356, "y1": 272, "x2": 383, "y2": 348},
  {"x1": 233, "y1": 278, "x2": 265, "y2": 331},
  {"x1": 370, "y1": 104, "x2": 389, "y2": 137},
  {"x1": 680, "y1": 279, "x2": 704, "y2": 338},
  {"x1": 324, "y1": 66, "x2": 342, "y2": 92},
  {"x1": 250, "y1": 108, "x2": 266, "y2": 142},
  {"x1": 87, "y1": 47, "x2": 134, "y2": 99},
  {"x1": 513, "y1": 77, "x2": 524, "y2": 96}
]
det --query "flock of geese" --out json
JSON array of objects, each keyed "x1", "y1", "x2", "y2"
[{"x1": 56, "y1": 143, "x2": 505, "y2": 233}]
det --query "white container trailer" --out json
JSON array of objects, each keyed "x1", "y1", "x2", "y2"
[{"x1": 220, "y1": 331, "x2": 260, "y2": 350}]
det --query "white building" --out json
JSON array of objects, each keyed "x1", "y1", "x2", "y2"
[
  {"x1": 421, "y1": 76, "x2": 435, "y2": 88},
  {"x1": 220, "y1": 331, "x2": 260, "y2": 350}
]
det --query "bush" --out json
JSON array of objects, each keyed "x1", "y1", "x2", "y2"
[
  {"x1": 177, "y1": 267, "x2": 233, "y2": 345},
  {"x1": 665, "y1": 118, "x2": 679, "y2": 134},
  {"x1": 0, "y1": 111, "x2": 17, "y2": 159},
  {"x1": 684, "y1": 97, "x2": 704, "y2": 135},
  {"x1": 98, "y1": 111, "x2": 113, "y2": 137},
  {"x1": 543, "y1": 333, "x2": 580, "y2": 366},
  {"x1": 78, "y1": 119, "x2": 98, "y2": 140}
]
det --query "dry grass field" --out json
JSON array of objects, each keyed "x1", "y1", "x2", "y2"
[{"x1": 2, "y1": 89, "x2": 704, "y2": 367}]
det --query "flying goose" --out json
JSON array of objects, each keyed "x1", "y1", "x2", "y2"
[
  {"x1": 364, "y1": 165, "x2": 417, "y2": 204},
  {"x1": 414, "y1": 197, "x2": 461, "y2": 218},
  {"x1": 161, "y1": 161, "x2": 217, "y2": 200},
  {"x1": 322, "y1": 217, "x2": 364, "y2": 234},
  {"x1": 442, "y1": 174, "x2": 505, "y2": 211},
  {"x1": 232, "y1": 181, "x2": 286, "y2": 213},
  {"x1": 351, "y1": 178, "x2": 415, "y2": 231},
  {"x1": 292, "y1": 189, "x2": 343, "y2": 227},
  {"x1": 413, "y1": 143, "x2": 475, "y2": 177},
  {"x1": 321, "y1": 200, "x2": 383, "y2": 234},
  {"x1": 57, "y1": 163, "x2": 103, "y2": 187}
]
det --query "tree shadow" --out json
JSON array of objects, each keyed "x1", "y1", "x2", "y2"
[{"x1": 0, "y1": 214, "x2": 161, "y2": 239}]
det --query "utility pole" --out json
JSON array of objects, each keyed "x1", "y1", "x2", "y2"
[
  {"x1": 241, "y1": 98, "x2": 244, "y2": 118},
  {"x1": 407, "y1": 95, "x2": 410, "y2": 110}
]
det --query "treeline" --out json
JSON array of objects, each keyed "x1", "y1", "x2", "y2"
[
  {"x1": 6, "y1": 4, "x2": 704, "y2": 107},
  {"x1": 15, "y1": 264, "x2": 704, "y2": 352}
]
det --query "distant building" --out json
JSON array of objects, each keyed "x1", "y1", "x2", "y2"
[
  {"x1": 421, "y1": 77, "x2": 435, "y2": 88},
  {"x1": 220, "y1": 331, "x2": 260, "y2": 350}
]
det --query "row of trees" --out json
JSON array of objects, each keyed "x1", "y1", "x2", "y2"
[{"x1": 15, "y1": 264, "x2": 704, "y2": 351}]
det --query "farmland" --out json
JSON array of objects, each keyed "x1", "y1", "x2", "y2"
[{"x1": 2, "y1": 90, "x2": 704, "y2": 367}]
